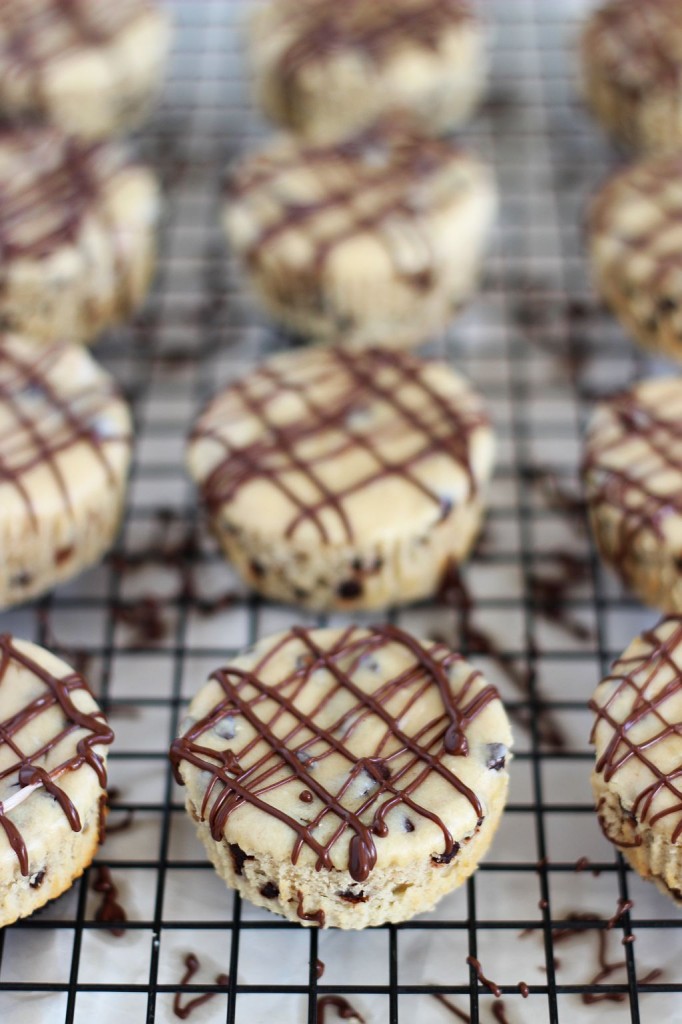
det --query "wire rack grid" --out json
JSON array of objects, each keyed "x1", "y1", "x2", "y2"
[{"x1": 0, "y1": 0, "x2": 680, "y2": 1022}]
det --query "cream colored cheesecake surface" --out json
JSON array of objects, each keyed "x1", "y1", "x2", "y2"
[
  {"x1": 591, "y1": 616, "x2": 682, "y2": 902},
  {"x1": 0, "y1": 125, "x2": 160, "y2": 345},
  {"x1": 171, "y1": 625, "x2": 512, "y2": 928},
  {"x1": 249, "y1": 0, "x2": 486, "y2": 143},
  {"x1": 0, "y1": 636, "x2": 114, "y2": 927},
  {"x1": 224, "y1": 123, "x2": 496, "y2": 348},
  {"x1": 187, "y1": 345, "x2": 495, "y2": 611},
  {"x1": 583, "y1": 377, "x2": 682, "y2": 612},
  {"x1": 0, "y1": 334, "x2": 133, "y2": 608},
  {"x1": 589, "y1": 152, "x2": 682, "y2": 362},
  {"x1": 0, "y1": 0, "x2": 171, "y2": 140},
  {"x1": 581, "y1": 0, "x2": 682, "y2": 152}
]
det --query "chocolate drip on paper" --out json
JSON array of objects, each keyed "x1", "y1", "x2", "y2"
[
  {"x1": 172, "y1": 952, "x2": 229, "y2": 1020},
  {"x1": 432, "y1": 994, "x2": 470, "y2": 1021},
  {"x1": 317, "y1": 995, "x2": 365, "y2": 1024},
  {"x1": 92, "y1": 865, "x2": 126, "y2": 936},
  {"x1": 0, "y1": 0, "x2": 154, "y2": 106},
  {"x1": 522, "y1": 909, "x2": 661, "y2": 1005},
  {"x1": 466, "y1": 955, "x2": 501, "y2": 998},
  {"x1": 194, "y1": 346, "x2": 487, "y2": 545},
  {"x1": 436, "y1": 560, "x2": 567, "y2": 750},
  {"x1": 0, "y1": 635, "x2": 113, "y2": 875},
  {"x1": 591, "y1": 618, "x2": 682, "y2": 843},
  {"x1": 170, "y1": 625, "x2": 500, "y2": 889}
]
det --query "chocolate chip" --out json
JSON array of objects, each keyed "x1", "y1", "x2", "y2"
[
  {"x1": 337, "y1": 579, "x2": 363, "y2": 600},
  {"x1": 432, "y1": 843, "x2": 460, "y2": 866},
  {"x1": 338, "y1": 888, "x2": 368, "y2": 904},
  {"x1": 658, "y1": 297, "x2": 677, "y2": 315},
  {"x1": 249, "y1": 559, "x2": 265, "y2": 578},
  {"x1": 260, "y1": 882, "x2": 279, "y2": 899},
  {"x1": 228, "y1": 843, "x2": 253, "y2": 876},
  {"x1": 439, "y1": 497, "x2": 454, "y2": 520},
  {"x1": 29, "y1": 870, "x2": 45, "y2": 889},
  {"x1": 293, "y1": 586, "x2": 309, "y2": 601},
  {"x1": 215, "y1": 716, "x2": 236, "y2": 740},
  {"x1": 486, "y1": 743, "x2": 507, "y2": 771},
  {"x1": 404, "y1": 818, "x2": 415, "y2": 833}
]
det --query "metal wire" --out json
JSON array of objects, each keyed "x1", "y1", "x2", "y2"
[{"x1": 0, "y1": 0, "x2": 680, "y2": 1022}]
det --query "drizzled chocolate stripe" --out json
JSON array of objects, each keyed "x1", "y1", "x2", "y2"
[
  {"x1": 193, "y1": 347, "x2": 488, "y2": 544},
  {"x1": 170, "y1": 625, "x2": 500, "y2": 885},
  {"x1": 272, "y1": 0, "x2": 476, "y2": 80},
  {"x1": 587, "y1": 0, "x2": 682, "y2": 89},
  {"x1": 0, "y1": 339, "x2": 130, "y2": 529},
  {"x1": 227, "y1": 122, "x2": 469, "y2": 295},
  {"x1": 591, "y1": 617, "x2": 682, "y2": 842},
  {"x1": 590, "y1": 152, "x2": 682, "y2": 303},
  {"x1": 0, "y1": 128, "x2": 123, "y2": 262},
  {"x1": 582, "y1": 381, "x2": 682, "y2": 578},
  {"x1": 0, "y1": 635, "x2": 114, "y2": 875},
  {"x1": 0, "y1": 0, "x2": 154, "y2": 93}
]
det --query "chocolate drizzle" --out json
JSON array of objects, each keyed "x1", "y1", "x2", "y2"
[
  {"x1": 171, "y1": 625, "x2": 501, "y2": 887},
  {"x1": 0, "y1": 338, "x2": 130, "y2": 534},
  {"x1": 0, "y1": 0, "x2": 154, "y2": 110},
  {"x1": 432, "y1": 994, "x2": 470, "y2": 1022},
  {"x1": 0, "y1": 635, "x2": 113, "y2": 875},
  {"x1": 316, "y1": 995, "x2": 365, "y2": 1024},
  {"x1": 273, "y1": 0, "x2": 475, "y2": 84},
  {"x1": 586, "y1": 0, "x2": 682, "y2": 93},
  {"x1": 192, "y1": 346, "x2": 488, "y2": 546},
  {"x1": 172, "y1": 952, "x2": 229, "y2": 1020},
  {"x1": 227, "y1": 121, "x2": 482, "y2": 307},
  {"x1": 590, "y1": 617, "x2": 682, "y2": 844},
  {"x1": 583, "y1": 380, "x2": 682, "y2": 584},
  {"x1": 466, "y1": 955, "x2": 501, "y2": 998},
  {"x1": 551, "y1": 913, "x2": 661, "y2": 1005},
  {"x1": 0, "y1": 126, "x2": 122, "y2": 263},
  {"x1": 92, "y1": 865, "x2": 127, "y2": 936}
]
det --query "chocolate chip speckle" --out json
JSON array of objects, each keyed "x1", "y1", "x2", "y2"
[
  {"x1": 260, "y1": 881, "x2": 279, "y2": 899},
  {"x1": 338, "y1": 888, "x2": 369, "y2": 904},
  {"x1": 337, "y1": 579, "x2": 363, "y2": 600},
  {"x1": 228, "y1": 843, "x2": 253, "y2": 876},
  {"x1": 486, "y1": 743, "x2": 507, "y2": 771}
]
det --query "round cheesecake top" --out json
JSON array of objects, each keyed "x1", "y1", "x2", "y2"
[
  {"x1": 251, "y1": 0, "x2": 479, "y2": 77},
  {"x1": 0, "y1": 334, "x2": 132, "y2": 530},
  {"x1": 187, "y1": 345, "x2": 494, "y2": 548},
  {"x1": 0, "y1": 635, "x2": 114, "y2": 875},
  {"x1": 171, "y1": 625, "x2": 512, "y2": 878},
  {"x1": 0, "y1": 124, "x2": 157, "y2": 265},
  {"x1": 225, "y1": 122, "x2": 495, "y2": 290},
  {"x1": 583, "y1": 0, "x2": 682, "y2": 94},
  {"x1": 583, "y1": 377, "x2": 682, "y2": 554},
  {"x1": 589, "y1": 152, "x2": 682, "y2": 301},
  {"x1": 0, "y1": 0, "x2": 160, "y2": 67},
  {"x1": 591, "y1": 615, "x2": 682, "y2": 843}
]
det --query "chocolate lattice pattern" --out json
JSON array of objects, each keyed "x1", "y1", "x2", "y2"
[
  {"x1": 0, "y1": 635, "x2": 114, "y2": 875},
  {"x1": 193, "y1": 346, "x2": 488, "y2": 544},
  {"x1": 171, "y1": 625, "x2": 500, "y2": 882}
]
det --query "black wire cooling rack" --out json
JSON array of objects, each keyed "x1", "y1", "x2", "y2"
[{"x1": 1, "y1": 1, "x2": 680, "y2": 1022}]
